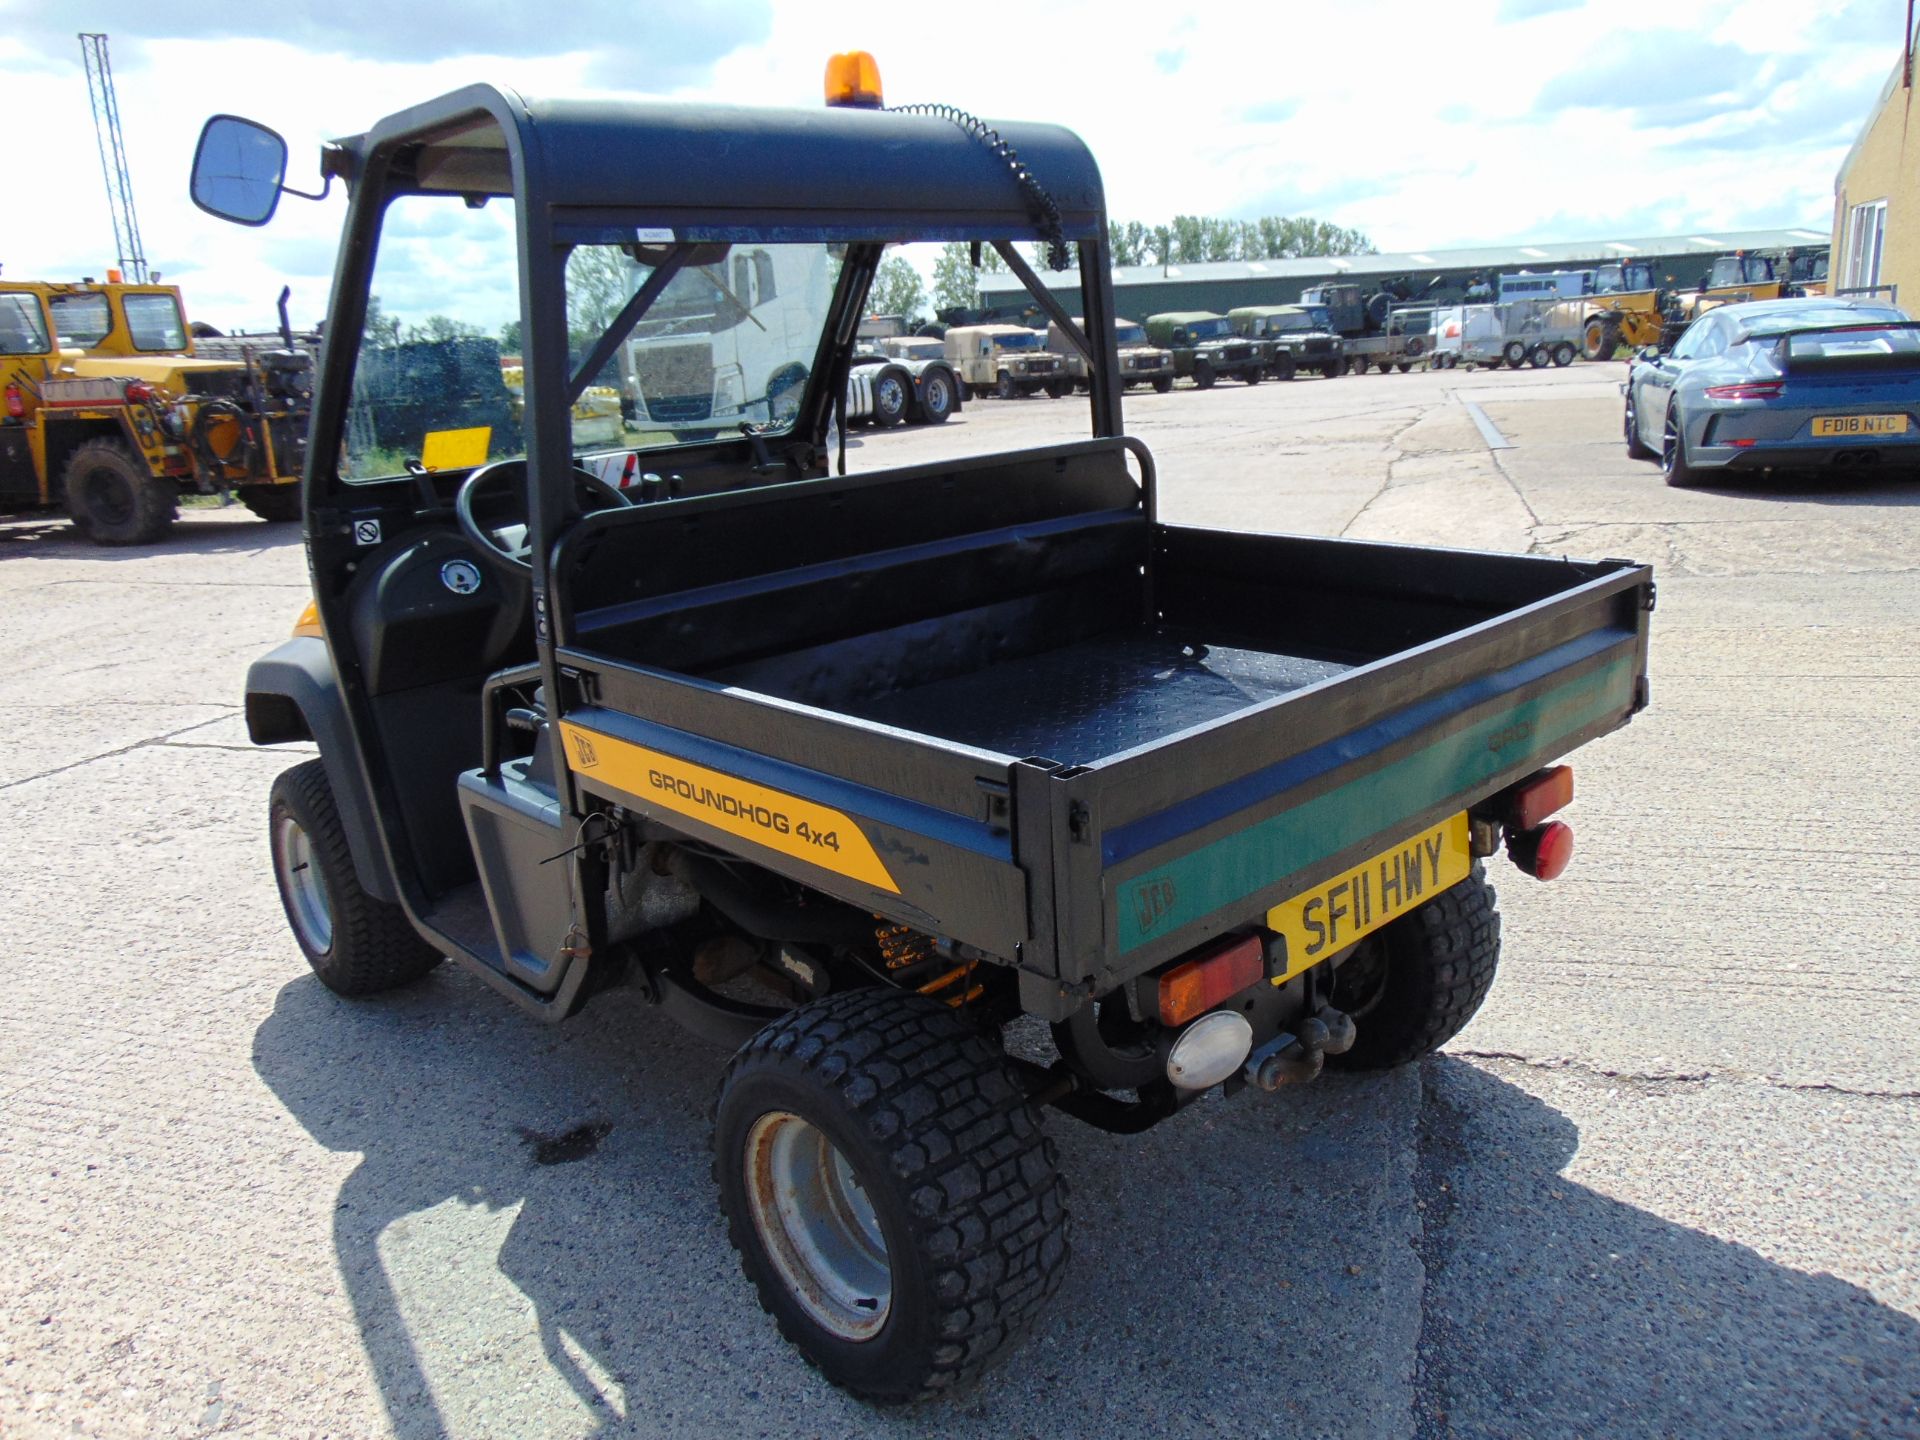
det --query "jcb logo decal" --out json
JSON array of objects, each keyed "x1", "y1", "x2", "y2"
[
  {"x1": 572, "y1": 733, "x2": 599, "y2": 768},
  {"x1": 1132, "y1": 878, "x2": 1178, "y2": 936}
]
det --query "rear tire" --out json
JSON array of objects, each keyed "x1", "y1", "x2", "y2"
[
  {"x1": 1551, "y1": 342, "x2": 1577, "y2": 368},
  {"x1": 62, "y1": 438, "x2": 176, "y2": 545},
  {"x1": 917, "y1": 369, "x2": 955, "y2": 424},
  {"x1": 268, "y1": 760, "x2": 441, "y2": 996},
  {"x1": 1527, "y1": 344, "x2": 1550, "y2": 368},
  {"x1": 238, "y1": 484, "x2": 302, "y2": 522},
  {"x1": 714, "y1": 989, "x2": 1069, "y2": 1403},
  {"x1": 1662, "y1": 402, "x2": 1704, "y2": 487},
  {"x1": 871, "y1": 368, "x2": 910, "y2": 428},
  {"x1": 1326, "y1": 865, "x2": 1500, "y2": 1070}
]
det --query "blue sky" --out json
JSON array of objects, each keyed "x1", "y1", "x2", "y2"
[{"x1": 0, "y1": 0, "x2": 1895, "y2": 330}]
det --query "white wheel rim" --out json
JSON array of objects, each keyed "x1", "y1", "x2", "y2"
[
  {"x1": 274, "y1": 814, "x2": 333, "y2": 954},
  {"x1": 743, "y1": 1110, "x2": 892, "y2": 1340}
]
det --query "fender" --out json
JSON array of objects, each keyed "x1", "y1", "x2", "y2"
[{"x1": 244, "y1": 636, "x2": 398, "y2": 901}]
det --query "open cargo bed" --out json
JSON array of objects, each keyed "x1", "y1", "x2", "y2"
[{"x1": 553, "y1": 439, "x2": 1651, "y2": 1015}]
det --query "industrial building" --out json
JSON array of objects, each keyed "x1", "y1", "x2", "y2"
[
  {"x1": 1831, "y1": 23, "x2": 1917, "y2": 303},
  {"x1": 977, "y1": 227, "x2": 1831, "y2": 318}
]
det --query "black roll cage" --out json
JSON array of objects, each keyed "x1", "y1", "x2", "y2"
[{"x1": 300, "y1": 84, "x2": 1131, "y2": 912}]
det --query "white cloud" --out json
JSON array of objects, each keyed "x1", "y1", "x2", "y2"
[{"x1": 0, "y1": 0, "x2": 1892, "y2": 332}]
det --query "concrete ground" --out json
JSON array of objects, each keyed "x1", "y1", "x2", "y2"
[{"x1": 3, "y1": 362, "x2": 1916, "y2": 1439}]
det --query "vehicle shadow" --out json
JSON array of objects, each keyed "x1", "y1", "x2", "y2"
[
  {"x1": 252, "y1": 977, "x2": 1920, "y2": 1439},
  {"x1": 0, "y1": 510, "x2": 298, "y2": 557},
  {"x1": 1688, "y1": 468, "x2": 1920, "y2": 508}
]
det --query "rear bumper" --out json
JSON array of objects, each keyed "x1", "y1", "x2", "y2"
[{"x1": 1694, "y1": 437, "x2": 1920, "y2": 472}]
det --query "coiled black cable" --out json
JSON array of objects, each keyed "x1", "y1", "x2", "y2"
[{"x1": 887, "y1": 102, "x2": 1071, "y2": 270}]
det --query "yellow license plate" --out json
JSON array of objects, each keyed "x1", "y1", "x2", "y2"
[
  {"x1": 1265, "y1": 814, "x2": 1471, "y2": 984},
  {"x1": 1812, "y1": 414, "x2": 1908, "y2": 437}
]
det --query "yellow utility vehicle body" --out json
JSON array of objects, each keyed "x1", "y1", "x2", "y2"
[{"x1": 0, "y1": 280, "x2": 311, "y2": 542}]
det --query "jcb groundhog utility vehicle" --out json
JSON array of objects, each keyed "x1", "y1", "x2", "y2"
[
  {"x1": 0, "y1": 279, "x2": 310, "y2": 542},
  {"x1": 198, "y1": 59, "x2": 1653, "y2": 1402}
]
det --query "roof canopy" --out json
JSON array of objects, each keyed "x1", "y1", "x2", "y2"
[{"x1": 342, "y1": 86, "x2": 1107, "y2": 242}]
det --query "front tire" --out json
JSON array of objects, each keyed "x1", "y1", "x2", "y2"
[
  {"x1": 1502, "y1": 341, "x2": 1527, "y2": 369},
  {"x1": 1152, "y1": 375, "x2": 1173, "y2": 393},
  {"x1": 1623, "y1": 384, "x2": 1657, "y2": 460},
  {"x1": 995, "y1": 370, "x2": 1018, "y2": 401},
  {"x1": 715, "y1": 990, "x2": 1069, "y2": 1403},
  {"x1": 62, "y1": 438, "x2": 176, "y2": 545},
  {"x1": 268, "y1": 760, "x2": 441, "y2": 996},
  {"x1": 1191, "y1": 359, "x2": 1215, "y2": 389},
  {"x1": 1327, "y1": 866, "x2": 1500, "y2": 1070}
]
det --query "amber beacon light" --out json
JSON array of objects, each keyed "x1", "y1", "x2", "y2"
[{"x1": 824, "y1": 51, "x2": 884, "y2": 108}]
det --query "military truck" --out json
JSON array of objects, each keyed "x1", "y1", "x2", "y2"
[
  {"x1": 1048, "y1": 317, "x2": 1173, "y2": 392},
  {"x1": 1298, "y1": 283, "x2": 1431, "y2": 374},
  {"x1": 942, "y1": 323, "x2": 1069, "y2": 398},
  {"x1": 0, "y1": 279, "x2": 310, "y2": 541},
  {"x1": 199, "y1": 64, "x2": 1652, "y2": 1404},
  {"x1": 1143, "y1": 311, "x2": 1263, "y2": 387},
  {"x1": 1229, "y1": 305, "x2": 1343, "y2": 379}
]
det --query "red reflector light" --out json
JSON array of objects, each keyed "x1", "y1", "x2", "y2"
[
  {"x1": 124, "y1": 381, "x2": 158, "y2": 405},
  {"x1": 1728, "y1": 438, "x2": 1759, "y2": 447},
  {"x1": 4, "y1": 385, "x2": 22, "y2": 419},
  {"x1": 1704, "y1": 381, "x2": 1783, "y2": 401},
  {"x1": 1510, "y1": 821, "x2": 1574, "y2": 881},
  {"x1": 1511, "y1": 765, "x2": 1573, "y2": 830},
  {"x1": 1157, "y1": 934, "x2": 1264, "y2": 1026}
]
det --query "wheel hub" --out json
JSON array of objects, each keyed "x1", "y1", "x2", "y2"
[
  {"x1": 274, "y1": 814, "x2": 334, "y2": 954},
  {"x1": 743, "y1": 1110, "x2": 892, "y2": 1341}
]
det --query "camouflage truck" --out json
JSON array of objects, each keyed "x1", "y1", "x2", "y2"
[
  {"x1": 1048, "y1": 317, "x2": 1174, "y2": 393},
  {"x1": 1143, "y1": 311, "x2": 1263, "y2": 388},
  {"x1": 1230, "y1": 304, "x2": 1344, "y2": 379}
]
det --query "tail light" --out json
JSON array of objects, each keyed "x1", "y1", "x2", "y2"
[
  {"x1": 1157, "y1": 933, "x2": 1264, "y2": 1026},
  {"x1": 1509, "y1": 821, "x2": 1574, "y2": 881},
  {"x1": 4, "y1": 385, "x2": 22, "y2": 419},
  {"x1": 1510, "y1": 765, "x2": 1573, "y2": 830},
  {"x1": 1704, "y1": 381, "x2": 1783, "y2": 401}
]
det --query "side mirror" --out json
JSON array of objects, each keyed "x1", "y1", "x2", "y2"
[
  {"x1": 190, "y1": 115, "x2": 289, "y2": 226},
  {"x1": 1636, "y1": 346, "x2": 1662, "y2": 363}
]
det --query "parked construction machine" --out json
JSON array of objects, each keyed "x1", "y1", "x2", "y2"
[
  {"x1": 0, "y1": 279, "x2": 311, "y2": 542},
  {"x1": 1577, "y1": 261, "x2": 1667, "y2": 360}
]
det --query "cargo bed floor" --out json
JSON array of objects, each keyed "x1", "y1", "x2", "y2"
[{"x1": 849, "y1": 629, "x2": 1352, "y2": 764}]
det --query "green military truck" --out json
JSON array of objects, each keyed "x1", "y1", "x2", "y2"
[
  {"x1": 1143, "y1": 310, "x2": 1265, "y2": 388},
  {"x1": 1230, "y1": 304, "x2": 1344, "y2": 379},
  {"x1": 200, "y1": 69, "x2": 1653, "y2": 1404}
]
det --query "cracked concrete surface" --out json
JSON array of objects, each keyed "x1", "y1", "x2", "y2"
[{"x1": 4, "y1": 363, "x2": 1917, "y2": 1438}]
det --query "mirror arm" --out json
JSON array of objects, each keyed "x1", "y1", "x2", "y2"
[{"x1": 278, "y1": 174, "x2": 334, "y2": 203}]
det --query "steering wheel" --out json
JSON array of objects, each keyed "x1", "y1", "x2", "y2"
[{"x1": 455, "y1": 458, "x2": 632, "y2": 570}]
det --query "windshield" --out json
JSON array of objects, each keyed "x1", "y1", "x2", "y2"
[
  {"x1": 1185, "y1": 317, "x2": 1232, "y2": 339},
  {"x1": 993, "y1": 331, "x2": 1043, "y2": 351},
  {"x1": 341, "y1": 195, "x2": 840, "y2": 480},
  {"x1": 1114, "y1": 322, "x2": 1146, "y2": 346},
  {"x1": 125, "y1": 293, "x2": 187, "y2": 352},
  {"x1": 0, "y1": 294, "x2": 50, "y2": 355},
  {"x1": 49, "y1": 292, "x2": 111, "y2": 348}
]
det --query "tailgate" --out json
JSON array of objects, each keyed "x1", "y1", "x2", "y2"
[{"x1": 1018, "y1": 528, "x2": 1652, "y2": 1000}]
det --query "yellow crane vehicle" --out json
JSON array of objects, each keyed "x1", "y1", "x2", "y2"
[
  {"x1": 1577, "y1": 261, "x2": 1667, "y2": 360},
  {"x1": 0, "y1": 278, "x2": 311, "y2": 543}
]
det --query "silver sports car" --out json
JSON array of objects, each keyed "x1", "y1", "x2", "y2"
[{"x1": 1623, "y1": 297, "x2": 1920, "y2": 487}]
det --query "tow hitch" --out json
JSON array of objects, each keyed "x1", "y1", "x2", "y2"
[{"x1": 1243, "y1": 1004, "x2": 1358, "y2": 1090}]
